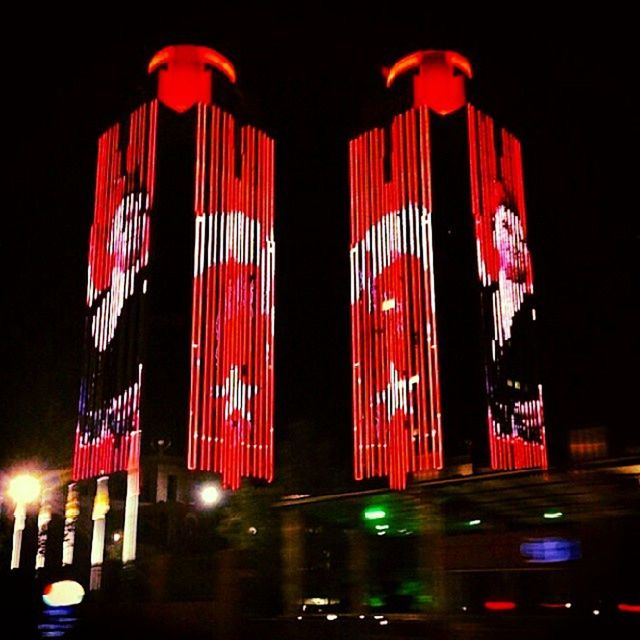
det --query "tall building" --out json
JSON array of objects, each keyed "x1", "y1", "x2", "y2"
[
  {"x1": 69, "y1": 45, "x2": 275, "y2": 577},
  {"x1": 350, "y1": 50, "x2": 546, "y2": 489}
]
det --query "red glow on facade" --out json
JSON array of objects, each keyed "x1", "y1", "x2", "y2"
[
  {"x1": 468, "y1": 105, "x2": 547, "y2": 470},
  {"x1": 188, "y1": 104, "x2": 275, "y2": 489},
  {"x1": 148, "y1": 45, "x2": 236, "y2": 113},
  {"x1": 350, "y1": 107, "x2": 443, "y2": 490},
  {"x1": 74, "y1": 101, "x2": 157, "y2": 481},
  {"x1": 385, "y1": 50, "x2": 472, "y2": 114},
  {"x1": 484, "y1": 601, "x2": 516, "y2": 611}
]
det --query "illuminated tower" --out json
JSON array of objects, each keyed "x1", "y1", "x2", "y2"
[
  {"x1": 350, "y1": 50, "x2": 546, "y2": 489},
  {"x1": 70, "y1": 45, "x2": 275, "y2": 574}
]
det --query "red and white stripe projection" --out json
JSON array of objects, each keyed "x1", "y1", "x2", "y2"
[
  {"x1": 350, "y1": 107, "x2": 443, "y2": 490},
  {"x1": 74, "y1": 101, "x2": 157, "y2": 480},
  {"x1": 188, "y1": 104, "x2": 275, "y2": 489},
  {"x1": 468, "y1": 105, "x2": 547, "y2": 469}
]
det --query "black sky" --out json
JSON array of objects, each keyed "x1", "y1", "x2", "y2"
[{"x1": 2, "y1": 9, "x2": 638, "y2": 476}]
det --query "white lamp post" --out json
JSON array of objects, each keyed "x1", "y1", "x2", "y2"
[
  {"x1": 90, "y1": 476, "x2": 110, "y2": 591},
  {"x1": 8, "y1": 474, "x2": 41, "y2": 570},
  {"x1": 36, "y1": 488, "x2": 52, "y2": 569}
]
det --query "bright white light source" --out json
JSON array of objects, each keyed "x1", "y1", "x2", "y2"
[
  {"x1": 297, "y1": 616, "x2": 302, "y2": 621},
  {"x1": 42, "y1": 581, "x2": 85, "y2": 607},
  {"x1": 8, "y1": 474, "x2": 41, "y2": 504},
  {"x1": 593, "y1": 609, "x2": 600, "y2": 616},
  {"x1": 304, "y1": 598, "x2": 329, "y2": 605},
  {"x1": 358, "y1": 615, "x2": 365, "y2": 619},
  {"x1": 379, "y1": 619, "x2": 388, "y2": 626},
  {"x1": 326, "y1": 614, "x2": 337, "y2": 621},
  {"x1": 468, "y1": 519, "x2": 481, "y2": 526},
  {"x1": 200, "y1": 484, "x2": 222, "y2": 507},
  {"x1": 565, "y1": 603, "x2": 572, "y2": 609},
  {"x1": 381, "y1": 298, "x2": 396, "y2": 312},
  {"x1": 113, "y1": 532, "x2": 121, "y2": 542}
]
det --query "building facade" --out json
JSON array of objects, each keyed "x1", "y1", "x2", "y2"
[
  {"x1": 350, "y1": 51, "x2": 546, "y2": 489},
  {"x1": 70, "y1": 45, "x2": 275, "y2": 580}
]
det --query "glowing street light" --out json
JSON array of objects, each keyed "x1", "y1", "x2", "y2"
[
  {"x1": 8, "y1": 473, "x2": 41, "y2": 570},
  {"x1": 199, "y1": 483, "x2": 222, "y2": 507},
  {"x1": 9, "y1": 474, "x2": 41, "y2": 504}
]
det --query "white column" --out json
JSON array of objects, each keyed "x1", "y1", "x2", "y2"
[
  {"x1": 122, "y1": 467, "x2": 140, "y2": 564},
  {"x1": 90, "y1": 476, "x2": 110, "y2": 591},
  {"x1": 35, "y1": 489, "x2": 52, "y2": 569},
  {"x1": 10, "y1": 503, "x2": 27, "y2": 570},
  {"x1": 62, "y1": 482, "x2": 80, "y2": 567}
]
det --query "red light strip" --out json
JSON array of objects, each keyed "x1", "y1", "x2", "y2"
[
  {"x1": 189, "y1": 104, "x2": 275, "y2": 489},
  {"x1": 484, "y1": 601, "x2": 516, "y2": 611},
  {"x1": 385, "y1": 50, "x2": 472, "y2": 88},
  {"x1": 467, "y1": 105, "x2": 547, "y2": 470},
  {"x1": 350, "y1": 106, "x2": 442, "y2": 489},
  {"x1": 618, "y1": 603, "x2": 640, "y2": 613},
  {"x1": 148, "y1": 45, "x2": 236, "y2": 84},
  {"x1": 74, "y1": 102, "x2": 157, "y2": 481}
]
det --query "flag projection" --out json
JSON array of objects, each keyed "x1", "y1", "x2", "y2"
[
  {"x1": 468, "y1": 105, "x2": 547, "y2": 469},
  {"x1": 350, "y1": 107, "x2": 443, "y2": 490},
  {"x1": 73, "y1": 102, "x2": 157, "y2": 480},
  {"x1": 188, "y1": 103, "x2": 275, "y2": 489}
]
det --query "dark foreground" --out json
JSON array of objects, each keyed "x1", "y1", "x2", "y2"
[{"x1": 26, "y1": 604, "x2": 640, "y2": 639}]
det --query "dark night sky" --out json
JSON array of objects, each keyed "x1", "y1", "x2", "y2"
[{"x1": 2, "y1": 9, "x2": 638, "y2": 477}]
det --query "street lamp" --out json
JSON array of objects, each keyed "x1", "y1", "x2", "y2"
[
  {"x1": 199, "y1": 483, "x2": 222, "y2": 507},
  {"x1": 8, "y1": 474, "x2": 41, "y2": 570}
]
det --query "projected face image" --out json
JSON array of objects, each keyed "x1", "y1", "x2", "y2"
[
  {"x1": 494, "y1": 204, "x2": 528, "y2": 285},
  {"x1": 90, "y1": 192, "x2": 149, "y2": 351},
  {"x1": 491, "y1": 204, "x2": 531, "y2": 346},
  {"x1": 75, "y1": 102, "x2": 157, "y2": 481}
]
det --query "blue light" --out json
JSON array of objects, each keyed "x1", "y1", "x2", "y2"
[{"x1": 520, "y1": 538, "x2": 581, "y2": 563}]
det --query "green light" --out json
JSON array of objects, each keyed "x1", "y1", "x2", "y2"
[
  {"x1": 468, "y1": 519, "x2": 481, "y2": 526},
  {"x1": 363, "y1": 508, "x2": 386, "y2": 521},
  {"x1": 543, "y1": 510, "x2": 563, "y2": 519},
  {"x1": 368, "y1": 596, "x2": 384, "y2": 607},
  {"x1": 397, "y1": 580, "x2": 422, "y2": 596}
]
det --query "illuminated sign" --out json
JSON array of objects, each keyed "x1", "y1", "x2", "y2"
[{"x1": 520, "y1": 538, "x2": 581, "y2": 563}]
